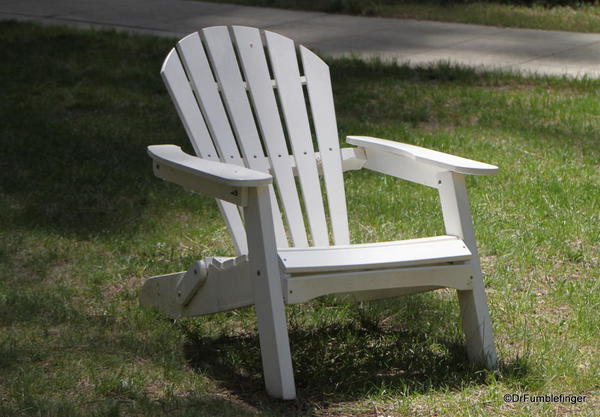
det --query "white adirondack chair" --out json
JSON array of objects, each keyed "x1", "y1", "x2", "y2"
[{"x1": 140, "y1": 26, "x2": 498, "y2": 400}]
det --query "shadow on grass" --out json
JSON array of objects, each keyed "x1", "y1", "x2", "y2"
[
  {"x1": 0, "y1": 22, "x2": 189, "y2": 239},
  {"x1": 0, "y1": 384, "x2": 262, "y2": 417},
  {"x1": 182, "y1": 308, "x2": 533, "y2": 415}
]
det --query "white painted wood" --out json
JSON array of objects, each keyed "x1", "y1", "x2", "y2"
[
  {"x1": 240, "y1": 147, "x2": 366, "y2": 178},
  {"x1": 283, "y1": 235, "x2": 459, "y2": 251},
  {"x1": 151, "y1": 156, "x2": 246, "y2": 206},
  {"x1": 360, "y1": 146, "x2": 443, "y2": 188},
  {"x1": 140, "y1": 271, "x2": 185, "y2": 318},
  {"x1": 148, "y1": 145, "x2": 272, "y2": 187},
  {"x1": 284, "y1": 264, "x2": 474, "y2": 304},
  {"x1": 347, "y1": 136, "x2": 499, "y2": 175},
  {"x1": 208, "y1": 255, "x2": 248, "y2": 269},
  {"x1": 140, "y1": 257, "x2": 254, "y2": 318},
  {"x1": 201, "y1": 26, "x2": 288, "y2": 248},
  {"x1": 244, "y1": 186, "x2": 296, "y2": 400},
  {"x1": 226, "y1": 75, "x2": 307, "y2": 92},
  {"x1": 279, "y1": 236, "x2": 471, "y2": 274},
  {"x1": 176, "y1": 260, "x2": 208, "y2": 306},
  {"x1": 160, "y1": 49, "x2": 216, "y2": 161},
  {"x1": 341, "y1": 147, "x2": 367, "y2": 172},
  {"x1": 437, "y1": 171, "x2": 497, "y2": 369},
  {"x1": 217, "y1": 203, "x2": 248, "y2": 255},
  {"x1": 183, "y1": 255, "x2": 252, "y2": 315},
  {"x1": 177, "y1": 33, "x2": 246, "y2": 168},
  {"x1": 301, "y1": 46, "x2": 350, "y2": 245},
  {"x1": 265, "y1": 30, "x2": 329, "y2": 247},
  {"x1": 160, "y1": 47, "x2": 247, "y2": 255},
  {"x1": 340, "y1": 286, "x2": 441, "y2": 302},
  {"x1": 232, "y1": 26, "x2": 308, "y2": 248}
]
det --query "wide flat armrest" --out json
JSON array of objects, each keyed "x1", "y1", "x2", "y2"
[
  {"x1": 347, "y1": 136, "x2": 498, "y2": 176},
  {"x1": 148, "y1": 145, "x2": 272, "y2": 187}
]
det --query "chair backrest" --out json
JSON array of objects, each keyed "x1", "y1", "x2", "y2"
[{"x1": 161, "y1": 26, "x2": 350, "y2": 254}]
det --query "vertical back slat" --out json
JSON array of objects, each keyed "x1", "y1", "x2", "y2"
[
  {"x1": 300, "y1": 46, "x2": 350, "y2": 245},
  {"x1": 231, "y1": 26, "x2": 309, "y2": 248},
  {"x1": 200, "y1": 26, "x2": 289, "y2": 248},
  {"x1": 177, "y1": 32, "x2": 245, "y2": 167},
  {"x1": 265, "y1": 31, "x2": 329, "y2": 247},
  {"x1": 160, "y1": 49, "x2": 248, "y2": 255}
]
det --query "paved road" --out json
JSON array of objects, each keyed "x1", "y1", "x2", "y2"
[{"x1": 2, "y1": 0, "x2": 599, "y2": 77}]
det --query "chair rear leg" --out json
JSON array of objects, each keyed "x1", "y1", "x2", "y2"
[
  {"x1": 438, "y1": 171, "x2": 497, "y2": 369},
  {"x1": 244, "y1": 186, "x2": 296, "y2": 399}
]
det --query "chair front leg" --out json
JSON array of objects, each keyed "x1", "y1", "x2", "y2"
[
  {"x1": 437, "y1": 171, "x2": 498, "y2": 369},
  {"x1": 243, "y1": 186, "x2": 296, "y2": 400}
]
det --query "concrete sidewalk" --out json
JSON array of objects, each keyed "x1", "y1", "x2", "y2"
[{"x1": 2, "y1": 0, "x2": 599, "y2": 77}]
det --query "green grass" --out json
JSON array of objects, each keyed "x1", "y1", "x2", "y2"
[
  {"x1": 203, "y1": 0, "x2": 600, "y2": 32},
  {"x1": 1, "y1": 22, "x2": 599, "y2": 416}
]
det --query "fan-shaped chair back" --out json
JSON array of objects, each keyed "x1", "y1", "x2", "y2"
[{"x1": 161, "y1": 26, "x2": 350, "y2": 254}]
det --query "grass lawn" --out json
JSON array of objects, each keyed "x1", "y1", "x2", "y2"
[
  {"x1": 203, "y1": 0, "x2": 600, "y2": 33},
  {"x1": 1, "y1": 22, "x2": 599, "y2": 416}
]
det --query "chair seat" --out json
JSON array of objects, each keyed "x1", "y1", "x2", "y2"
[{"x1": 278, "y1": 235, "x2": 472, "y2": 275}]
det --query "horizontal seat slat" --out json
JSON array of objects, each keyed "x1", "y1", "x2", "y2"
[{"x1": 279, "y1": 236, "x2": 472, "y2": 274}]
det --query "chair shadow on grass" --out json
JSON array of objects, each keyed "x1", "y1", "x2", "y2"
[{"x1": 181, "y1": 297, "x2": 532, "y2": 415}]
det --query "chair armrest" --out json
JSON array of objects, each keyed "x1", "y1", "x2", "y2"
[
  {"x1": 148, "y1": 145, "x2": 272, "y2": 187},
  {"x1": 148, "y1": 145, "x2": 272, "y2": 206},
  {"x1": 346, "y1": 136, "x2": 498, "y2": 176}
]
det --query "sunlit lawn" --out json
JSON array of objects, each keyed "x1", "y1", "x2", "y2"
[
  {"x1": 0, "y1": 22, "x2": 598, "y2": 416},
  {"x1": 203, "y1": 0, "x2": 600, "y2": 33}
]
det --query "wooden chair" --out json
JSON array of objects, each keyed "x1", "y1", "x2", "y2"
[{"x1": 140, "y1": 25, "x2": 498, "y2": 400}]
